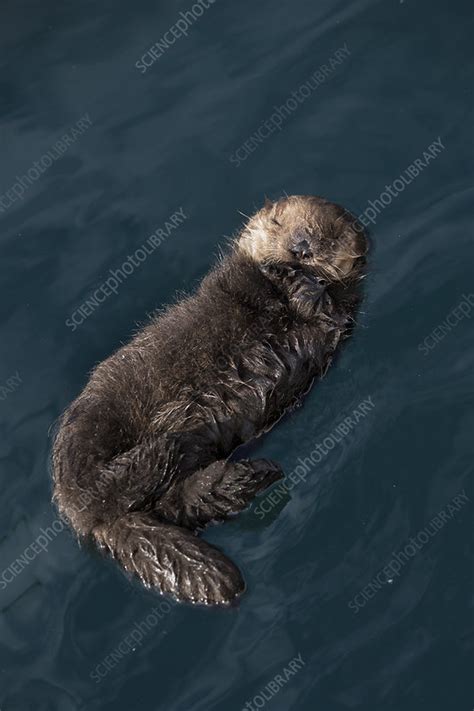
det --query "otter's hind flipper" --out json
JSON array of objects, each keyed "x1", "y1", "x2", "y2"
[
  {"x1": 155, "y1": 458, "x2": 283, "y2": 529},
  {"x1": 93, "y1": 512, "x2": 244, "y2": 606}
]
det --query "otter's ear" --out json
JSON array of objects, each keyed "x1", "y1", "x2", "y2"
[{"x1": 263, "y1": 197, "x2": 273, "y2": 210}]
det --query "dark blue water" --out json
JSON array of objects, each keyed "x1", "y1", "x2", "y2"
[{"x1": 1, "y1": 1, "x2": 473, "y2": 709}]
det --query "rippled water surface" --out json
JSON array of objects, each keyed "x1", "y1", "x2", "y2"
[{"x1": 1, "y1": 1, "x2": 473, "y2": 709}]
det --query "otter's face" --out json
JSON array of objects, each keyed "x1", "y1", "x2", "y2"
[{"x1": 237, "y1": 195, "x2": 367, "y2": 282}]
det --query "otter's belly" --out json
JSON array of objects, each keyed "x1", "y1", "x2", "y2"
[
  {"x1": 210, "y1": 332, "x2": 323, "y2": 448},
  {"x1": 150, "y1": 325, "x2": 337, "y2": 459}
]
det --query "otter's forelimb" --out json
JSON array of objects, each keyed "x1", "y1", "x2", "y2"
[{"x1": 261, "y1": 262, "x2": 328, "y2": 319}]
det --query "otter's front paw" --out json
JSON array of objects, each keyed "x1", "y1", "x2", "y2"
[{"x1": 290, "y1": 274, "x2": 327, "y2": 304}]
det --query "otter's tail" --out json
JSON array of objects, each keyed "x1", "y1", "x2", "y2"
[
  {"x1": 53, "y1": 400, "x2": 244, "y2": 605},
  {"x1": 92, "y1": 512, "x2": 245, "y2": 606}
]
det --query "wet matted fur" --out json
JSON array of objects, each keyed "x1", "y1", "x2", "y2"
[{"x1": 52, "y1": 195, "x2": 368, "y2": 605}]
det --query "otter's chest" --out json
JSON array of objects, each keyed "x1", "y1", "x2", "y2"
[
  {"x1": 226, "y1": 322, "x2": 339, "y2": 432},
  {"x1": 185, "y1": 315, "x2": 346, "y2": 454}
]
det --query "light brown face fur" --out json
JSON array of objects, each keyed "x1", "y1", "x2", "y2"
[{"x1": 237, "y1": 195, "x2": 367, "y2": 282}]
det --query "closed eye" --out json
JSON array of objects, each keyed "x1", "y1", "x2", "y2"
[{"x1": 271, "y1": 218, "x2": 281, "y2": 226}]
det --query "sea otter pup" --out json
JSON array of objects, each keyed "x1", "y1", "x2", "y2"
[{"x1": 52, "y1": 195, "x2": 367, "y2": 605}]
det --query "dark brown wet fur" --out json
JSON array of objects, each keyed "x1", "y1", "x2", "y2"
[{"x1": 52, "y1": 195, "x2": 368, "y2": 606}]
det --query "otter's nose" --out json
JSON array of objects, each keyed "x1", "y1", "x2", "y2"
[{"x1": 291, "y1": 238, "x2": 312, "y2": 259}]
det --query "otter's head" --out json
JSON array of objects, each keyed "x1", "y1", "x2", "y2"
[{"x1": 236, "y1": 195, "x2": 367, "y2": 282}]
